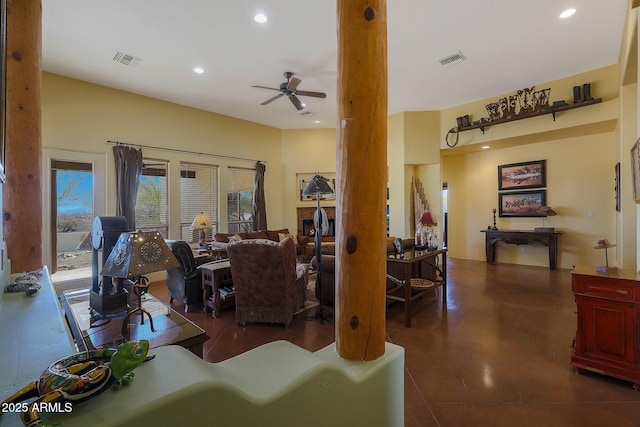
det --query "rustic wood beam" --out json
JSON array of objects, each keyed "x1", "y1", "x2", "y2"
[
  {"x1": 4, "y1": 0, "x2": 43, "y2": 272},
  {"x1": 336, "y1": 0, "x2": 387, "y2": 361}
]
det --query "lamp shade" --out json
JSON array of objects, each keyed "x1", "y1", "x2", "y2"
[
  {"x1": 102, "y1": 230, "x2": 179, "y2": 279},
  {"x1": 302, "y1": 174, "x2": 333, "y2": 195},
  {"x1": 190, "y1": 212, "x2": 212, "y2": 229},
  {"x1": 420, "y1": 211, "x2": 437, "y2": 226}
]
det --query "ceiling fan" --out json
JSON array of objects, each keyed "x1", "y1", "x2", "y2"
[{"x1": 253, "y1": 71, "x2": 326, "y2": 111}]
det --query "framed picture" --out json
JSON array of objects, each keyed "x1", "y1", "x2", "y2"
[
  {"x1": 0, "y1": 0, "x2": 6, "y2": 183},
  {"x1": 300, "y1": 177, "x2": 336, "y2": 201},
  {"x1": 499, "y1": 190, "x2": 546, "y2": 217},
  {"x1": 498, "y1": 160, "x2": 546, "y2": 191},
  {"x1": 632, "y1": 139, "x2": 640, "y2": 203}
]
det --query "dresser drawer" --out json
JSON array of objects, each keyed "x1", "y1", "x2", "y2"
[{"x1": 573, "y1": 274, "x2": 640, "y2": 302}]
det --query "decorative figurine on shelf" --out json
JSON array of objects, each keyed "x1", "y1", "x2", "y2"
[
  {"x1": 593, "y1": 239, "x2": 617, "y2": 274},
  {"x1": 2, "y1": 340, "x2": 154, "y2": 426},
  {"x1": 415, "y1": 222, "x2": 423, "y2": 246},
  {"x1": 417, "y1": 211, "x2": 438, "y2": 251}
]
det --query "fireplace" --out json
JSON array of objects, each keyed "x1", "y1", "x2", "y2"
[
  {"x1": 302, "y1": 219, "x2": 335, "y2": 237},
  {"x1": 297, "y1": 206, "x2": 336, "y2": 238}
]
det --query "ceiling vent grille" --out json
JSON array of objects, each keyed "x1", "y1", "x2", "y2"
[
  {"x1": 113, "y1": 51, "x2": 141, "y2": 67},
  {"x1": 438, "y1": 51, "x2": 466, "y2": 66}
]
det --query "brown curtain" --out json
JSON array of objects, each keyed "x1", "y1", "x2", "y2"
[
  {"x1": 252, "y1": 161, "x2": 267, "y2": 231},
  {"x1": 113, "y1": 145, "x2": 143, "y2": 230}
]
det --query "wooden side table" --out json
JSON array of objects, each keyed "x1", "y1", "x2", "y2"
[
  {"x1": 199, "y1": 260, "x2": 234, "y2": 318},
  {"x1": 386, "y1": 248, "x2": 447, "y2": 327}
]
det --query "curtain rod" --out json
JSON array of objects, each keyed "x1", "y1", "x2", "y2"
[{"x1": 107, "y1": 140, "x2": 264, "y2": 163}]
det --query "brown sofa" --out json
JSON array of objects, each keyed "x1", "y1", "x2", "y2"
[
  {"x1": 226, "y1": 237, "x2": 308, "y2": 327},
  {"x1": 211, "y1": 229, "x2": 308, "y2": 257},
  {"x1": 310, "y1": 238, "x2": 415, "y2": 305}
]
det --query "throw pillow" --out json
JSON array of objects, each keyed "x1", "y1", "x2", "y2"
[
  {"x1": 278, "y1": 232, "x2": 297, "y2": 245},
  {"x1": 228, "y1": 234, "x2": 243, "y2": 243}
]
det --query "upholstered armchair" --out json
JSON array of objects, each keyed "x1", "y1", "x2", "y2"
[
  {"x1": 165, "y1": 240, "x2": 205, "y2": 312},
  {"x1": 226, "y1": 237, "x2": 308, "y2": 327}
]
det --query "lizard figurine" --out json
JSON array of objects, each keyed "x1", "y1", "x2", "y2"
[{"x1": 2, "y1": 339, "x2": 154, "y2": 427}]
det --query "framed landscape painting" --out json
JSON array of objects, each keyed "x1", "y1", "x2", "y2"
[
  {"x1": 499, "y1": 190, "x2": 546, "y2": 217},
  {"x1": 498, "y1": 160, "x2": 545, "y2": 191}
]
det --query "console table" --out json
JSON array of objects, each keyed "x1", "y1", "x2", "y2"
[{"x1": 481, "y1": 229, "x2": 562, "y2": 270}]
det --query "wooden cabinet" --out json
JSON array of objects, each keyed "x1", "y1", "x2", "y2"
[{"x1": 571, "y1": 266, "x2": 640, "y2": 389}]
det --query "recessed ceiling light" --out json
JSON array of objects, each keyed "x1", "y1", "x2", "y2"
[
  {"x1": 481, "y1": 145, "x2": 490, "y2": 150},
  {"x1": 254, "y1": 13, "x2": 267, "y2": 23},
  {"x1": 193, "y1": 67, "x2": 204, "y2": 74},
  {"x1": 314, "y1": 120, "x2": 321, "y2": 124},
  {"x1": 560, "y1": 8, "x2": 576, "y2": 19}
]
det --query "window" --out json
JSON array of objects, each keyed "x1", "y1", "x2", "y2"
[
  {"x1": 227, "y1": 167, "x2": 255, "y2": 233},
  {"x1": 180, "y1": 162, "x2": 218, "y2": 242},
  {"x1": 135, "y1": 159, "x2": 169, "y2": 236}
]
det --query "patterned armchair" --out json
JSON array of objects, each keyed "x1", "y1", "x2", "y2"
[{"x1": 226, "y1": 237, "x2": 308, "y2": 327}]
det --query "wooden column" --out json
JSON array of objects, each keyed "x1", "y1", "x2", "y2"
[
  {"x1": 336, "y1": 0, "x2": 387, "y2": 361},
  {"x1": 4, "y1": 0, "x2": 43, "y2": 272}
]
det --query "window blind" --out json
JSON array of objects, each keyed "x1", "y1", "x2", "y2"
[
  {"x1": 180, "y1": 162, "x2": 219, "y2": 242},
  {"x1": 227, "y1": 166, "x2": 255, "y2": 233},
  {"x1": 135, "y1": 158, "x2": 169, "y2": 237}
]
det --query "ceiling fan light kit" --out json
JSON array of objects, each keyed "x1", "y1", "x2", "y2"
[{"x1": 253, "y1": 71, "x2": 326, "y2": 111}]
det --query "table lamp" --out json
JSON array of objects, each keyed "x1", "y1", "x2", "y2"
[
  {"x1": 191, "y1": 212, "x2": 212, "y2": 248},
  {"x1": 303, "y1": 173, "x2": 334, "y2": 323},
  {"x1": 102, "y1": 230, "x2": 180, "y2": 335}
]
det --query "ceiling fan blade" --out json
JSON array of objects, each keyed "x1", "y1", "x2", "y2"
[
  {"x1": 252, "y1": 85, "x2": 281, "y2": 92},
  {"x1": 261, "y1": 93, "x2": 284, "y2": 105},
  {"x1": 289, "y1": 95, "x2": 304, "y2": 110},
  {"x1": 287, "y1": 77, "x2": 301, "y2": 91},
  {"x1": 295, "y1": 90, "x2": 327, "y2": 99}
]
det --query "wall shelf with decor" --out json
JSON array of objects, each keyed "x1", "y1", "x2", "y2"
[{"x1": 459, "y1": 98, "x2": 602, "y2": 135}]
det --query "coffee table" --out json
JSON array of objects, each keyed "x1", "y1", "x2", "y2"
[
  {"x1": 199, "y1": 260, "x2": 234, "y2": 318},
  {"x1": 61, "y1": 287, "x2": 209, "y2": 358}
]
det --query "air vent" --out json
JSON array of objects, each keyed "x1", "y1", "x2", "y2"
[
  {"x1": 438, "y1": 51, "x2": 466, "y2": 66},
  {"x1": 113, "y1": 51, "x2": 141, "y2": 67}
]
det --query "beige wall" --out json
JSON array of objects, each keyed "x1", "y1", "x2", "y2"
[
  {"x1": 41, "y1": 60, "x2": 630, "y2": 273},
  {"x1": 443, "y1": 133, "x2": 617, "y2": 269},
  {"x1": 280, "y1": 128, "x2": 337, "y2": 235},
  {"x1": 41, "y1": 72, "x2": 284, "y2": 268}
]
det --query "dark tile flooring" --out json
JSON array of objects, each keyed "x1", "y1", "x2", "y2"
[{"x1": 148, "y1": 259, "x2": 640, "y2": 426}]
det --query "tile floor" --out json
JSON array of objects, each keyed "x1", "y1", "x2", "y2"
[{"x1": 148, "y1": 258, "x2": 640, "y2": 426}]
